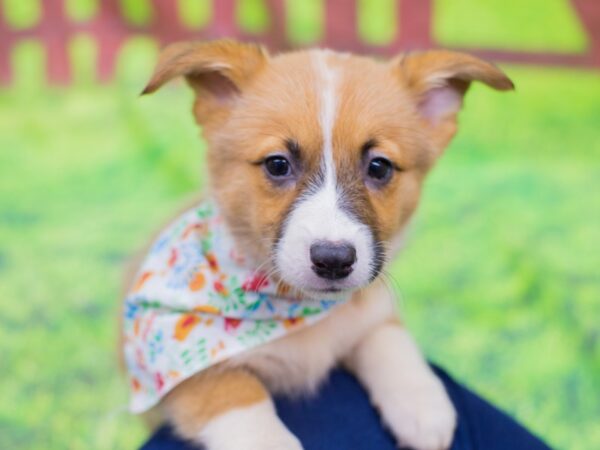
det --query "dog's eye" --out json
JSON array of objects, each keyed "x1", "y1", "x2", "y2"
[
  {"x1": 264, "y1": 156, "x2": 292, "y2": 178},
  {"x1": 367, "y1": 157, "x2": 393, "y2": 183}
]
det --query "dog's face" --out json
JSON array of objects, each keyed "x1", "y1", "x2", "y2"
[{"x1": 144, "y1": 40, "x2": 513, "y2": 297}]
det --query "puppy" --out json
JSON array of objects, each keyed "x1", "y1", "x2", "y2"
[{"x1": 122, "y1": 40, "x2": 513, "y2": 450}]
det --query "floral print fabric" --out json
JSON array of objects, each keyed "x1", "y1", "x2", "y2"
[{"x1": 123, "y1": 201, "x2": 347, "y2": 413}]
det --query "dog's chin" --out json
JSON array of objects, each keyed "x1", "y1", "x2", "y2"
[
  {"x1": 281, "y1": 273, "x2": 375, "y2": 301},
  {"x1": 300, "y1": 286, "x2": 353, "y2": 301}
]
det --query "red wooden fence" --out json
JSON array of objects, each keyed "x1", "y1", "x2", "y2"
[{"x1": 0, "y1": 0, "x2": 598, "y2": 85}]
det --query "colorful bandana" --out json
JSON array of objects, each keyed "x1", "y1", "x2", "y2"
[{"x1": 123, "y1": 201, "x2": 348, "y2": 413}]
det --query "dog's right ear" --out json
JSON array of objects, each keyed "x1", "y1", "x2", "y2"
[{"x1": 142, "y1": 39, "x2": 268, "y2": 124}]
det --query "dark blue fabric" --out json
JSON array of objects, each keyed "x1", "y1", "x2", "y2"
[{"x1": 141, "y1": 366, "x2": 551, "y2": 450}]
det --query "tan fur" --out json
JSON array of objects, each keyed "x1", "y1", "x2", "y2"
[
  {"x1": 162, "y1": 368, "x2": 268, "y2": 439},
  {"x1": 123, "y1": 40, "x2": 514, "y2": 450}
]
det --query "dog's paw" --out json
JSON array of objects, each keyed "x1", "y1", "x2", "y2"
[
  {"x1": 380, "y1": 381, "x2": 456, "y2": 450},
  {"x1": 199, "y1": 400, "x2": 303, "y2": 450}
]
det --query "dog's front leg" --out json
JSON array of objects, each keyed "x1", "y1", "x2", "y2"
[
  {"x1": 345, "y1": 321, "x2": 457, "y2": 450},
  {"x1": 162, "y1": 368, "x2": 302, "y2": 450}
]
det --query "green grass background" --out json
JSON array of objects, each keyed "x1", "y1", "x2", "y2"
[{"x1": 0, "y1": 1, "x2": 599, "y2": 449}]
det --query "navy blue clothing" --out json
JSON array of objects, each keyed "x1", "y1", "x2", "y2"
[{"x1": 141, "y1": 366, "x2": 551, "y2": 450}]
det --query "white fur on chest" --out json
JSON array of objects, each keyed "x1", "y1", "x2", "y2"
[{"x1": 227, "y1": 280, "x2": 397, "y2": 394}]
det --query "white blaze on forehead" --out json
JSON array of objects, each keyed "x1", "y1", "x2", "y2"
[{"x1": 314, "y1": 51, "x2": 338, "y2": 185}]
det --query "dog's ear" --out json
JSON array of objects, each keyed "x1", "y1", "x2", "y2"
[
  {"x1": 142, "y1": 39, "x2": 268, "y2": 125},
  {"x1": 393, "y1": 50, "x2": 514, "y2": 152}
]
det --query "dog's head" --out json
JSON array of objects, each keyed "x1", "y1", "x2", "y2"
[{"x1": 144, "y1": 40, "x2": 513, "y2": 297}]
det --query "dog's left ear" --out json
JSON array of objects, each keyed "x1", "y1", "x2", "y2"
[{"x1": 393, "y1": 50, "x2": 514, "y2": 152}]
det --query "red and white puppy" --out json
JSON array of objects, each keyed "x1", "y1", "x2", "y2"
[{"x1": 133, "y1": 40, "x2": 513, "y2": 450}]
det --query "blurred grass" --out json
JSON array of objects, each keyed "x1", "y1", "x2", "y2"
[
  {"x1": 0, "y1": 1, "x2": 599, "y2": 449},
  {"x1": 435, "y1": 0, "x2": 589, "y2": 52}
]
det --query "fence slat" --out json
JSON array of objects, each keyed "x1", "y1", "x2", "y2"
[
  {"x1": 0, "y1": 2, "x2": 13, "y2": 84},
  {"x1": 208, "y1": 0, "x2": 238, "y2": 38},
  {"x1": 572, "y1": 0, "x2": 600, "y2": 66},
  {"x1": 151, "y1": 0, "x2": 188, "y2": 44},
  {"x1": 40, "y1": 0, "x2": 71, "y2": 84},
  {"x1": 264, "y1": 0, "x2": 286, "y2": 51},
  {"x1": 94, "y1": 0, "x2": 127, "y2": 82},
  {"x1": 397, "y1": 0, "x2": 432, "y2": 49},
  {"x1": 324, "y1": 0, "x2": 359, "y2": 50}
]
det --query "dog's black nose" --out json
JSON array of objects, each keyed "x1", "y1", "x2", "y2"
[{"x1": 310, "y1": 241, "x2": 356, "y2": 280}]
